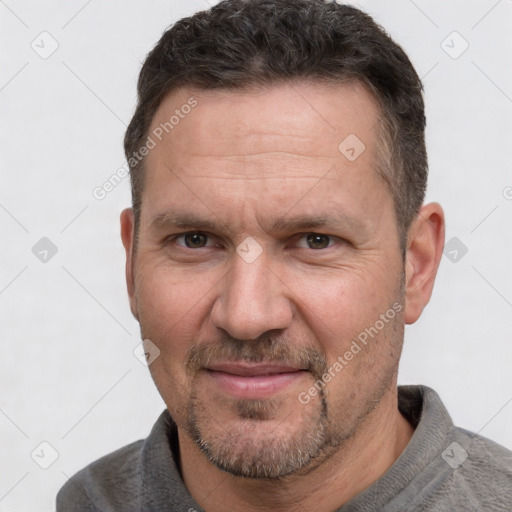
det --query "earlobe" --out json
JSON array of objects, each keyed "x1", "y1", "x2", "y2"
[
  {"x1": 120, "y1": 208, "x2": 139, "y2": 320},
  {"x1": 404, "y1": 203, "x2": 445, "y2": 324}
]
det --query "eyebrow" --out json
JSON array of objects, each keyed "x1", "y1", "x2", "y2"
[
  {"x1": 149, "y1": 210, "x2": 366, "y2": 235},
  {"x1": 150, "y1": 211, "x2": 226, "y2": 233},
  {"x1": 269, "y1": 213, "x2": 365, "y2": 234}
]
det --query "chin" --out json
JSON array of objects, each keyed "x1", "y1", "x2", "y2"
[{"x1": 184, "y1": 388, "x2": 333, "y2": 479}]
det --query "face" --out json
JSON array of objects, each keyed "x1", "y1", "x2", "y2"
[{"x1": 124, "y1": 81, "x2": 407, "y2": 479}]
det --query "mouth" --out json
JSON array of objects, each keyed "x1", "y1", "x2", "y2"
[{"x1": 205, "y1": 362, "x2": 308, "y2": 399}]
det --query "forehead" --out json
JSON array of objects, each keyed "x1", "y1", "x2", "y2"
[
  {"x1": 147, "y1": 80, "x2": 381, "y2": 172},
  {"x1": 141, "y1": 81, "x2": 390, "y2": 228}
]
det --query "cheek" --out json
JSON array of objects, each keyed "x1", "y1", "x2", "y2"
[
  {"x1": 294, "y1": 270, "x2": 401, "y2": 360},
  {"x1": 135, "y1": 267, "x2": 214, "y2": 359},
  {"x1": 135, "y1": 269, "x2": 213, "y2": 418},
  {"x1": 138, "y1": 262, "x2": 214, "y2": 317}
]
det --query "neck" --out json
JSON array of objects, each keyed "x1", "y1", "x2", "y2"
[{"x1": 179, "y1": 387, "x2": 414, "y2": 512}]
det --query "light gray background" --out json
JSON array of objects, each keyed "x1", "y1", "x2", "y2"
[{"x1": 1, "y1": 1, "x2": 511, "y2": 510}]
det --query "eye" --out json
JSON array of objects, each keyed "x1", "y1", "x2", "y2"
[
  {"x1": 175, "y1": 232, "x2": 211, "y2": 248},
  {"x1": 297, "y1": 233, "x2": 335, "y2": 250}
]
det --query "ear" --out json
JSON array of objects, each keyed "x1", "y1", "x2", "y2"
[
  {"x1": 120, "y1": 208, "x2": 139, "y2": 320},
  {"x1": 404, "y1": 202, "x2": 445, "y2": 324}
]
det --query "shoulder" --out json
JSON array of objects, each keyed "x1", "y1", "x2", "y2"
[
  {"x1": 417, "y1": 425, "x2": 512, "y2": 511},
  {"x1": 56, "y1": 439, "x2": 145, "y2": 512},
  {"x1": 395, "y1": 386, "x2": 512, "y2": 510},
  {"x1": 451, "y1": 426, "x2": 512, "y2": 491},
  {"x1": 56, "y1": 410, "x2": 182, "y2": 511}
]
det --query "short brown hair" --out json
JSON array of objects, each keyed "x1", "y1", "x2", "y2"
[{"x1": 124, "y1": 0, "x2": 427, "y2": 246}]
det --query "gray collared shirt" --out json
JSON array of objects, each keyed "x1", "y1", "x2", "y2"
[{"x1": 57, "y1": 385, "x2": 512, "y2": 511}]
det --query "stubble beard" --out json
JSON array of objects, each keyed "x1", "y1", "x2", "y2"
[
  {"x1": 179, "y1": 331, "x2": 401, "y2": 480},
  {"x1": 143, "y1": 278, "x2": 406, "y2": 480},
  {"x1": 183, "y1": 365, "x2": 398, "y2": 480},
  {"x1": 184, "y1": 379, "x2": 332, "y2": 479}
]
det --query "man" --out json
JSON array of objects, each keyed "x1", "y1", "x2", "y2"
[{"x1": 57, "y1": 0, "x2": 512, "y2": 510}]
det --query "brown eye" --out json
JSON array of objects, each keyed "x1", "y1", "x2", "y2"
[
  {"x1": 306, "y1": 233, "x2": 331, "y2": 249},
  {"x1": 184, "y1": 233, "x2": 208, "y2": 248}
]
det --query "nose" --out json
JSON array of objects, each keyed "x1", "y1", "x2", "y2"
[{"x1": 210, "y1": 251, "x2": 293, "y2": 340}]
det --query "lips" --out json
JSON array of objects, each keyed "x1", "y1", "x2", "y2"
[
  {"x1": 205, "y1": 362, "x2": 307, "y2": 398},
  {"x1": 207, "y1": 362, "x2": 303, "y2": 376}
]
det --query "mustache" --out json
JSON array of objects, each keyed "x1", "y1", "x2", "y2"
[{"x1": 185, "y1": 333, "x2": 328, "y2": 380}]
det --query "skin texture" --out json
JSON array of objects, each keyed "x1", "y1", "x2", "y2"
[{"x1": 121, "y1": 81, "x2": 445, "y2": 511}]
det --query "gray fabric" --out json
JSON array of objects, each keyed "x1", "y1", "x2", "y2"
[{"x1": 57, "y1": 386, "x2": 512, "y2": 511}]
